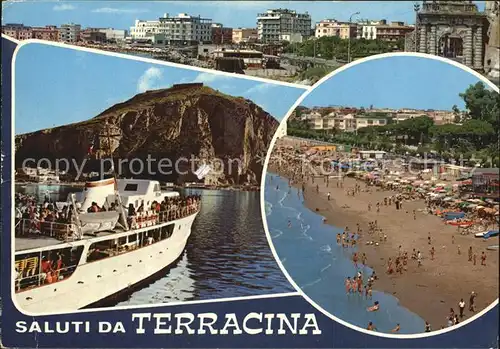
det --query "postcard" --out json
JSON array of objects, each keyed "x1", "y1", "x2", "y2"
[{"x1": 1, "y1": 1, "x2": 498, "y2": 348}]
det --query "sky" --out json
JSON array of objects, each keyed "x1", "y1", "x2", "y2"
[
  {"x1": 2, "y1": 1, "x2": 486, "y2": 29},
  {"x1": 301, "y1": 55, "x2": 487, "y2": 110},
  {"x1": 14, "y1": 43, "x2": 306, "y2": 134}
]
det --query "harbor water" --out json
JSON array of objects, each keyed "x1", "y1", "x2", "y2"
[
  {"x1": 264, "y1": 173, "x2": 426, "y2": 334},
  {"x1": 15, "y1": 184, "x2": 293, "y2": 306}
]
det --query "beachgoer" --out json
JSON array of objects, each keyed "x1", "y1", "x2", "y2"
[
  {"x1": 452, "y1": 235, "x2": 455, "y2": 244},
  {"x1": 481, "y1": 251, "x2": 486, "y2": 266},
  {"x1": 391, "y1": 324, "x2": 400, "y2": 333},
  {"x1": 425, "y1": 322, "x2": 431, "y2": 332},
  {"x1": 468, "y1": 246, "x2": 473, "y2": 262},
  {"x1": 367, "y1": 322, "x2": 376, "y2": 331},
  {"x1": 430, "y1": 246, "x2": 435, "y2": 260},
  {"x1": 417, "y1": 251, "x2": 422, "y2": 267},
  {"x1": 367, "y1": 301, "x2": 379, "y2": 312},
  {"x1": 458, "y1": 245, "x2": 461, "y2": 255},
  {"x1": 345, "y1": 277, "x2": 351, "y2": 295},
  {"x1": 473, "y1": 253, "x2": 477, "y2": 265},
  {"x1": 469, "y1": 291, "x2": 476, "y2": 312},
  {"x1": 327, "y1": 192, "x2": 331, "y2": 201},
  {"x1": 458, "y1": 299, "x2": 465, "y2": 318},
  {"x1": 428, "y1": 232, "x2": 431, "y2": 245}
]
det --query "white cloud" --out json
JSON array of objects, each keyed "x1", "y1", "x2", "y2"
[
  {"x1": 53, "y1": 3, "x2": 76, "y2": 11},
  {"x1": 92, "y1": 7, "x2": 150, "y2": 14},
  {"x1": 137, "y1": 67, "x2": 163, "y2": 93},
  {"x1": 244, "y1": 83, "x2": 274, "y2": 95}
]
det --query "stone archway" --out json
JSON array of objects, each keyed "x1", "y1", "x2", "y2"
[{"x1": 438, "y1": 33, "x2": 464, "y2": 58}]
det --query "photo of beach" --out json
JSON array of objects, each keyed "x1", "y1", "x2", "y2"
[
  {"x1": 264, "y1": 55, "x2": 499, "y2": 334},
  {"x1": 11, "y1": 42, "x2": 305, "y2": 314}
]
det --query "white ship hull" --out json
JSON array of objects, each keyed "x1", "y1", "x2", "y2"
[{"x1": 15, "y1": 212, "x2": 197, "y2": 315}]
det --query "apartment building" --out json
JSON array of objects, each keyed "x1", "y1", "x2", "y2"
[
  {"x1": 232, "y1": 28, "x2": 258, "y2": 43},
  {"x1": 357, "y1": 20, "x2": 414, "y2": 42},
  {"x1": 2, "y1": 23, "x2": 33, "y2": 40},
  {"x1": 257, "y1": 9, "x2": 311, "y2": 43},
  {"x1": 130, "y1": 13, "x2": 212, "y2": 44},
  {"x1": 211, "y1": 23, "x2": 233, "y2": 44},
  {"x1": 58, "y1": 23, "x2": 81, "y2": 42},
  {"x1": 31, "y1": 25, "x2": 59, "y2": 41},
  {"x1": 375, "y1": 21, "x2": 414, "y2": 42},
  {"x1": 315, "y1": 19, "x2": 357, "y2": 39},
  {"x1": 99, "y1": 28, "x2": 127, "y2": 42},
  {"x1": 81, "y1": 28, "x2": 107, "y2": 43}
]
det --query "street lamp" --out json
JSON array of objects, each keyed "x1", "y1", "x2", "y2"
[{"x1": 347, "y1": 11, "x2": 360, "y2": 63}]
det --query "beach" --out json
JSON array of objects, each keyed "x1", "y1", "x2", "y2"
[{"x1": 266, "y1": 137, "x2": 499, "y2": 331}]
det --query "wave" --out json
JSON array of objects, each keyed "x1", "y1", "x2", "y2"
[
  {"x1": 320, "y1": 263, "x2": 332, "y2": 273},
  {"x1": 301, "y1": 278, "x2": 322, "y2": 289}
]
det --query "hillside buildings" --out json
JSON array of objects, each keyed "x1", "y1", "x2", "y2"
[
  {"x1": 300, "y1": 107, "x2": 455, "y2": 131},
  {"x1": 211, "y1": 23, "x2": 233, "y2": 44},
  {"x1": 358, "y1": 20, "x2": 414, "y2": 42},
  {"x1": 257, "y1": 9, "x2": 311, "y2": 43},
  {"x1": 130, "y1": 13, "x2": 212, "y2": 44}
]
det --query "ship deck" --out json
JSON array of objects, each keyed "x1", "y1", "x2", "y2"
[{"x1": 15, "y1": 235, "x2": 67, "y2": 252}]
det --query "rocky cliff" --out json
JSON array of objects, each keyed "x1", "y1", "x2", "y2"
[{"x1": 15, "y1": 83, "x2": 279, "y2": 185}]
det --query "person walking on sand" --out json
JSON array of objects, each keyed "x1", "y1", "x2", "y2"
[
  {"x1": 376, "y1": 202, "x2": 380, "y2": 213},
  {"x1": 430, "y1": 246, "x2": 435, "y2": 260},
  {"x1": 316, "y1": 184, "x2": 319, "y2": 193},
  {"x1": 481, "y1": 251, "x2": 486, "y2": 266},
  {"x1": 459, "y1": 298, "x2": 465, "y2": 318},
  {"x1": 361, "y1": 253, "x2": 367, "y2": 265},
  {"x1": 417, "y1": 251, "x2": 422, "y2": 267},
  {"x1": 452, "y1": 235, "x2": 455, "y2": 244},
  {"x1": 473, "y1": 253, "x2": 477, "y2": 265},
  {"x1": 468, "y1": 246, "x2": 473, "y2": 262},
  {"x1": 413, "y1": 210, "x2": 416, "y2": 220},
  {"x1": 428, "y1": 232, "x2": 432, "y2": 245},
  {"x1": 469, "y1": 291, "x2": 476, "y2": 312},
  {"x1": 458, "y1": 245, "x2": 461, "y2": 255},
  {"x1": 368, "y1": 203, "x2": 372, "y2": 211},
  {"x1": 327, "y1": 192, "x2": 331, "y2": 201}
]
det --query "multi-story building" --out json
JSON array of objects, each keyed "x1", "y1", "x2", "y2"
[
  {"x1": 232, "y1": 28, "x2": 258, "y2": 43},
  {"x1": 58, "y1": 23, "x2": 81, "y2": 42},
  {"x1": 257, "y1": 9, "x2": 311, "y2": 43},
  {"x1": 2, "y1": 23, "x2": 33, "y2": 40},
  {"x1": 98, "y1": 28, "x2": 127, "y2": 42},
  {"x1": 211, "y1": 23, "x2": 233, "y2": 44},
  {"x1": 376, "y1": 21, "x2": 414, "y2": 43},
  {"x1": 80, "y1": 28, "x2": 107, "y2": 43},
  {"x1": 315, "y1": 19, "x2": 357, "y2": 39},
  {"x1": 358, "y1": 20, "x2": 413, "y2": 42},
  {"x1": 130, "y1": 13, "x2": 212, "y2": 44},
  {"x1": 358, "y1": 20, "x2": 385, "y2": 40},
  {"x1": 31, "y1": 25, "x2": 59, "y2": 41}
]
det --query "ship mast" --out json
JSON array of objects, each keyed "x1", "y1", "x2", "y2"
[{"x1": 102, "y1": 120, "x2": 129, "y2": 231}]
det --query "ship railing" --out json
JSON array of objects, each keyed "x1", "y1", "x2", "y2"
[
  {"x1": 14, "y1": 263, "x2": 78, "y2": 293},
  {"x1": 128, "y1": 202, "x2": 200, "y2": 229},
  {"x1": 15, "y1": 218, "x2": 77, "y2": 242}
]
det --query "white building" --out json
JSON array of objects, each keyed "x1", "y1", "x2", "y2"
[
  {"x1": 58, "y1": 23, "x2": 81, "y2": 42},
  {"x1": 99, "y1": 28, "x2": 127, "y2": 42},
  {"x1": 359, "y1": 150, "x2": 386, "y2": 159},
  {"x1": 280, "y1": 32, "x2": 303, "y2": 43},
  {"x1": 257, "y1": 9, "x2": 311, "y2": 43},
  {"x1": 130, "y1": 13, "x2": 212, "y2": 43},
  {"x1": 315, "y1": 19, "x2": 357, "y2": 39}
]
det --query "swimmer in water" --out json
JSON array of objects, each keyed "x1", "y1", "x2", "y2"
[
  {"x1": 367, "y1": 301, "x2": 380, "y2": 312},
  {"x1": 391, "y1": 324, "x2": 400, "y2": 333},
  {"x1": 366, "y1": 322, "x2": 376, "y2": 331},
  {"x1": 287, "y1": 220, "x2": 291, "y2": 228}
]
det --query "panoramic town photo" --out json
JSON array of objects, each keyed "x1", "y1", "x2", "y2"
[
  {"x1": 264, "y1": 55, "x2": 499, "y2": 334},
  {"x1": 12, "y1": 42, "x2": 301, "y2": 314},
  {"x1": 2, "y1": 1, "x2": 499, "y2": 86}
]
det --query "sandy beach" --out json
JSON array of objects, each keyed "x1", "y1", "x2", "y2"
[{"x1": 267, "y1": 138, "x2": 499, "y2": 331}]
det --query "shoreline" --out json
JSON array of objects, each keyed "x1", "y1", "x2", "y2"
[{"x1": 268, "y1": 165, "x2": 498, "y2": 332}]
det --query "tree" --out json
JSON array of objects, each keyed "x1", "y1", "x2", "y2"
[
  {"x1": 452, "y1": 104, "x2": 461, "y2": 123},
  {"x1": 459, "y1": 82, "x2": 500, "y2": 126}
]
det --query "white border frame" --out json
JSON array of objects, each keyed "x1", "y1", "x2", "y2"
[
  {"x1": 260, "y1": 51, "x2": 500, "y2": 339},
  {"x1": 5, "y1": 34, "x2": 310, "y2": 316}
]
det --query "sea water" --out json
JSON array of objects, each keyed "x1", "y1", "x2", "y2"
[{"x1": 264, "y1": 173, "x2": 426, "y2": 334}]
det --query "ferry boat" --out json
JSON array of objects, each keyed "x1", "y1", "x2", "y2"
[{"x1": 14, "y1": 176, "x2": 200, "y2": 315}]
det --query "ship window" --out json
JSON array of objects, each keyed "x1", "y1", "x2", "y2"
[
  {"x1": 161, "y1": 224, "x2": 174, "y2": 239},
  {"x1": 14, "y1": 245, "x2": 84, "y2": 292},
  {"x1": 124, "y1": 183, "x2": 138, "y2": 191}
]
